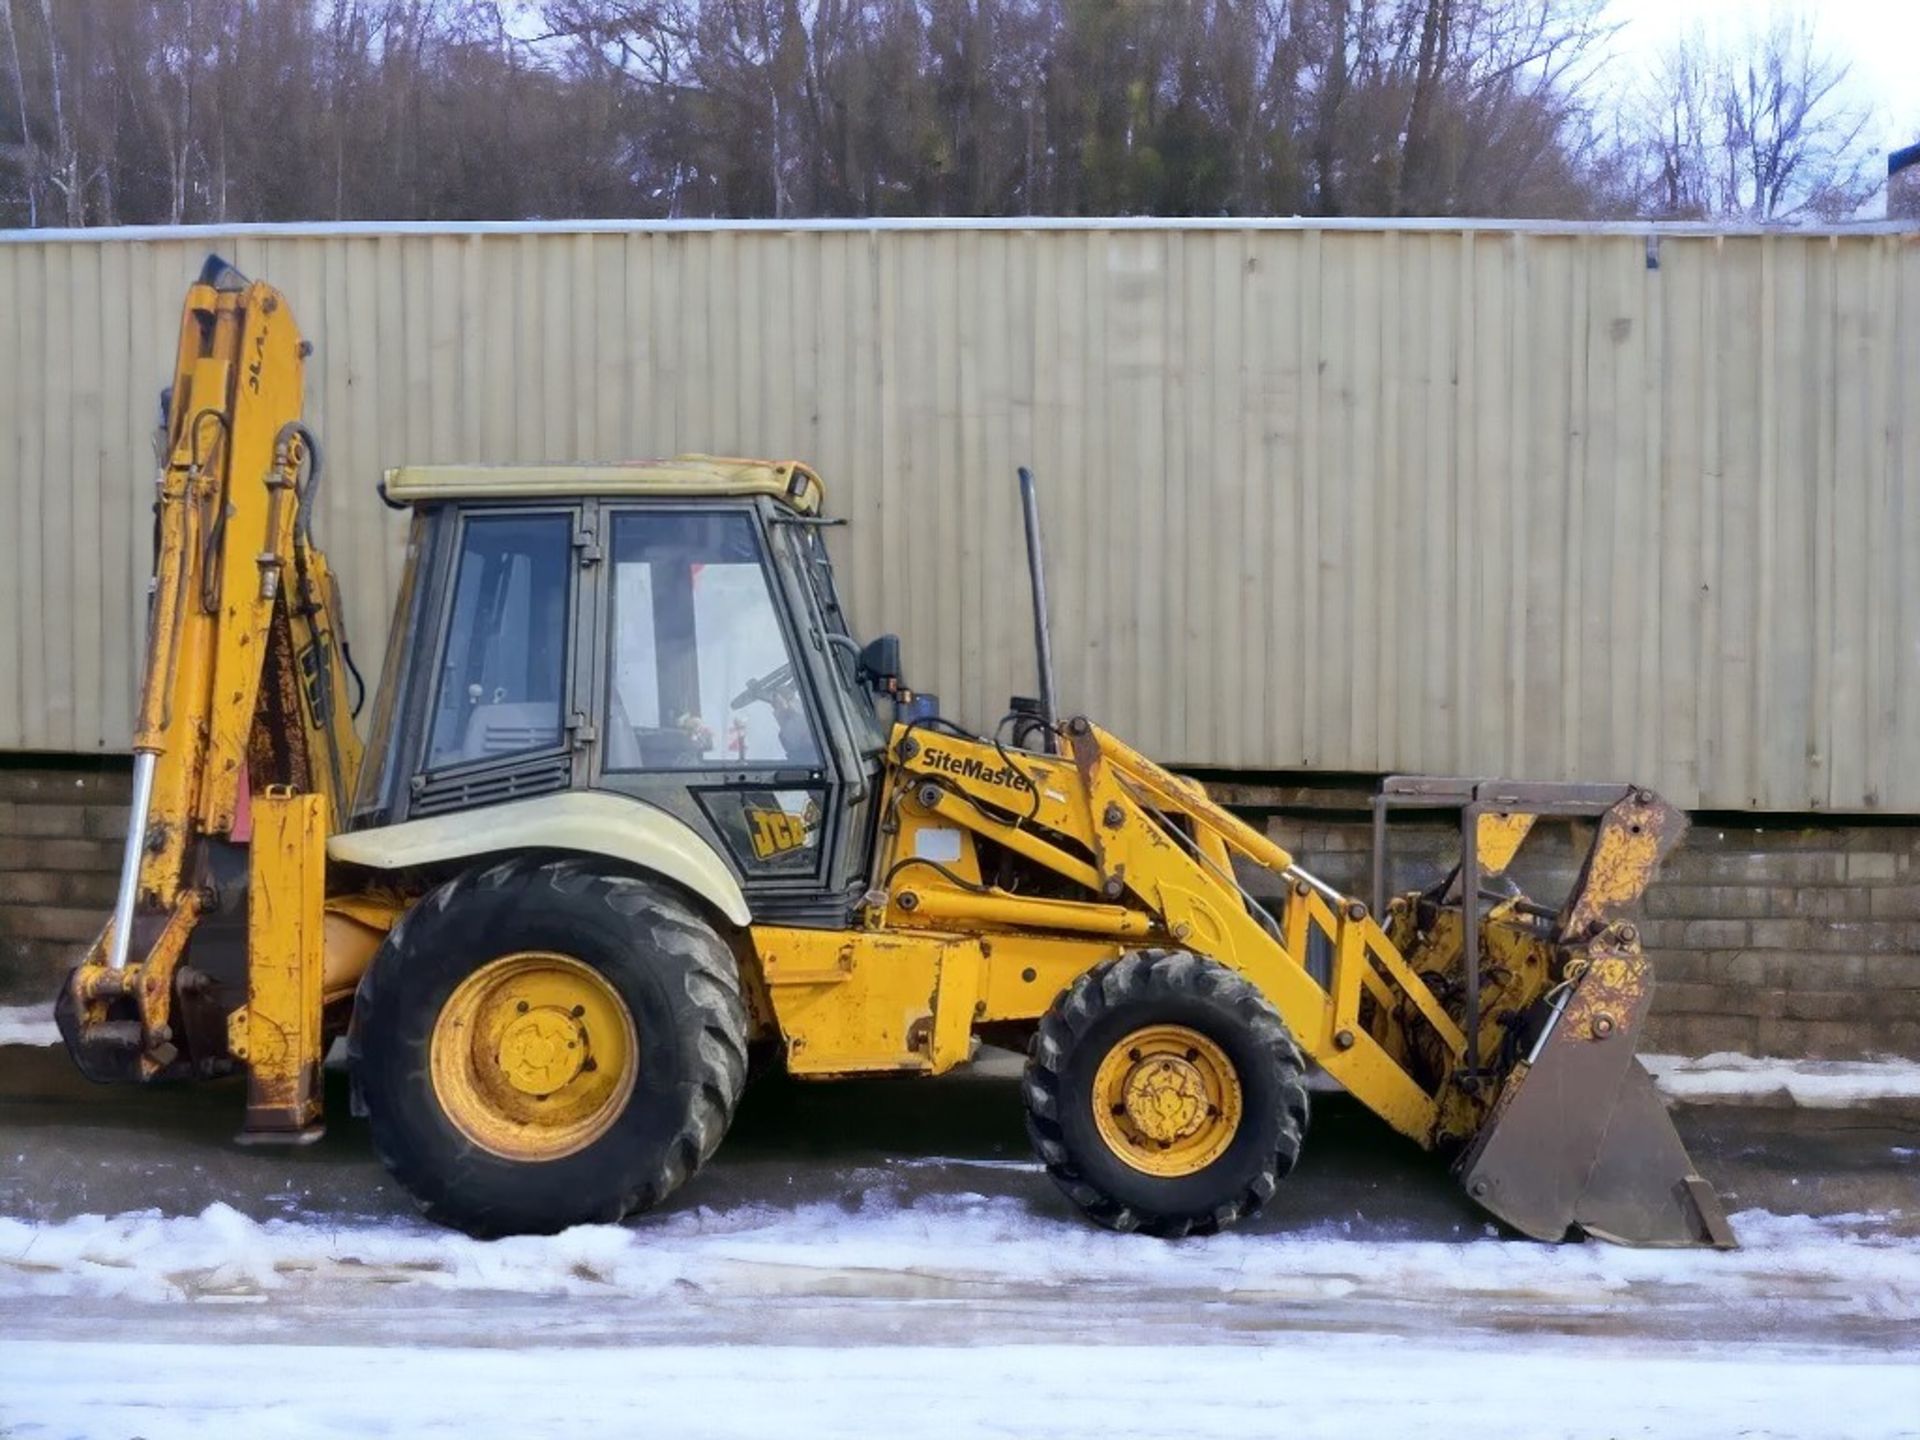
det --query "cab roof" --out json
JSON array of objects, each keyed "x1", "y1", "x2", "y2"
[{"x1": 380, "y1": 454, "x2": 825, "y2": 514}]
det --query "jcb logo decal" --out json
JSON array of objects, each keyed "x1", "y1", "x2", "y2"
[{"x1": 746, "y1": 807, "x2": 811, "y2": 860}]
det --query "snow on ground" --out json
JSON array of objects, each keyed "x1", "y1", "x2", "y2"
[
  {"x1": 5, "y1": 1334, "x2": 1917, "y2": 1440},
  {"x1": 1, "y1": 1193, "x2": 1913, "y2": 1320},
  {"x1": 1, "y1": 1168, "x2": 1914, "y2": 1436},
  {"x1": 1640, "y1": 1052, "x2": 1920, "y2": 1106},
  {"x1": 0, "y1": 1003, "x2": 59, "y2": 1047}
]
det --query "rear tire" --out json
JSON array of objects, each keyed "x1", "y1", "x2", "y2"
[
  {"x1": 1023, "y1": 949, "x2": 1309, "y2": 1237},
  {"x1": 348, "y1": 854, "x2": 748, "y2": 1237}
]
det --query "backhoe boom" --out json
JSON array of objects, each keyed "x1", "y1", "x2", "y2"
[{"x1": 60, "y1": 257, "x2": 360, "y2": 1128}]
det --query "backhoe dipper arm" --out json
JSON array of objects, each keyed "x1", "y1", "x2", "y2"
[{"x1": 65, "y1": 256, "x2": 361, "y2": 1090}]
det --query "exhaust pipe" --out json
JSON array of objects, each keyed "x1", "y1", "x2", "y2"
[{"x1": 1017, "y1": 466, "x2": 1059, "y2": 754}]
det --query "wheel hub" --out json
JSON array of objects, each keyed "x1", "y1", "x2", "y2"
[
  {"x1": 496, "y1": 1009, "x2": 588, "y2": 1095},
  {"x1": 1121, "y1": 1055, "x2": 1210, "y2": 1143},
  {"x1": 1091, "y1": 1023, "x2": 1243, "y2": 1178},
  {"x1": 428, "y1": 951, "x2": 637, "y2": 1162}
]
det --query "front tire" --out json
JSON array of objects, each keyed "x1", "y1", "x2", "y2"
[
  {"x1": 1023, "y1": 950, "x2": 1309, "y2": 1237},
  {"x1": 348, "y1": 854, "x2": 748, "y2": 1236}
]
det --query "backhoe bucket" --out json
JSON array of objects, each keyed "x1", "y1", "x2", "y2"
[{"x1": 1454, "y1": 950, "x2": 1736, "y2": 1248}]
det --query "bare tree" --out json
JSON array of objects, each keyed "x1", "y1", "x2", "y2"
[
  {"x1": 2, "y1": 0, "x2": 1878, "y2": 227},
  {"x1": 1631, "y1": 10, "x2": 1879, "y2": 222},
  {"x1": 34, "y1": 0, "x2": 79, "y2": 222},
  {"x1": 0, "y1": 0, "x2": 36, "y2": 223}
]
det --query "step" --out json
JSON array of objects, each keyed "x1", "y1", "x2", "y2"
[
  {"x1": 0, "y1": 837, "x2": 121, "y2": 874},
  {"x1": 0, "y1": 768, "x2": 132, "y2": 806},
  {"x1": 2, "y1": 871, "x2": 121, "y2": 908},
  {"x1": 0, "y1": 902, "x2": 111, "y2": 945},
  {"x1": 0, "y1": 934, "x2": 94, "y2": 1002},
  {"x1": 0, "y1": 800, "x2": 130, "y2": 841}
]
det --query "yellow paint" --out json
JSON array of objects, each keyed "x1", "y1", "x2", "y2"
[
  {"x1": 1091, "y1": 1024, "x2": 1243, "y2": 1177},
  {"x1": 753, "y1": 926, "x2": 955, "y2": 1075},
  {"x1": 973, "y1": 934, "x2": 1128, "y2": 1019},
  {"x1": 239, "y1": 789, "x2": 329, "y2": 1138},
  {"x1": 429, "y1": 952, "x2": 638, "y2": 1162},
  {"x1": 745, "y1": 805, "x2": 810, "y2": 859},
  {"x1": 132, "y1": 276, "x2": 363, "y2": 906},
  {"x1": 382, "y1": 455, "x2": 825, "y2": 513},
  {"x1": 904, "y1": 888, "x2": 1155, "y2": 938},
  {"x1": 1563, "y1": 819, "x2": 1665, "y2": 934},
  {"x1": 854, "y1": 720, "x2": 1454, "y2": 1144},
  {"x1": 320, "y1": 897, "x2": 402, "y2": 1003},
  {"x1": 1474, "y1": 812, "x2": 1537, "y2": 876}
]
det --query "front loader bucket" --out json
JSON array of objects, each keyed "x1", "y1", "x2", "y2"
[{"x1": 1454, "y1": 951, "x2": 1737, "y2": 1249}]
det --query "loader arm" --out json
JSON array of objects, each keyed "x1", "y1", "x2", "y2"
[
  {"x1": 852, "y1": 716, "x2": 1732, "y2": 1246},
  {"x1": 59, "y1": 257, "x2": 362, "y2": 1135}
]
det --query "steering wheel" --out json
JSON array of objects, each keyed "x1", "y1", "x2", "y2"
[{"x1": 731, "y1": 662, "x2": 797, "y2": 711}]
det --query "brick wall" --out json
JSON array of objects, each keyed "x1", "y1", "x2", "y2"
[
  {"x1": 2, "y1": 760, "x2": 1916, "y2": 1057},
  {"x1": 1250, "y1": 803, "x2": 1920, "y2": 1060},
  {"x1": 0, "y1": 762, "x2": 128, "y2": 1002}
]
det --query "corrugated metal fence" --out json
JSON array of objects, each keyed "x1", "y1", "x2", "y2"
[{"x1": 1, "y1": 220, "x2": 1915, "y2": 812}]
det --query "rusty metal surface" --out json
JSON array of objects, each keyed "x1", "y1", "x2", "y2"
[
  {"x1": 1575, "y1": 1061, "x2": 1737, "y2": 1249},
  {"x1": 1558, "y1": 792, "x2": 1689, "y2": 938},
  {"x1": 1454, "y1": 947, "x2": 1735, "y2": 1247}
]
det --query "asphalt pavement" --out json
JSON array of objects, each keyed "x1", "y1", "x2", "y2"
[{"x1": 3, "y1": 1039, "x2": 1915, "y2": 1234}]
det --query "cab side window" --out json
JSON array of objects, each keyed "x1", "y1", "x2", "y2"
[
  {"x1": 425, "y1": 513, "x2": 572, "y2": 768},
  {"x1": 604, "y1": 511, "x2": 821, "y2": 771}
]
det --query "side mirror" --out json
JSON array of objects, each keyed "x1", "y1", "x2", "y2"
[{"x1": 856, "y1": 634, "x2": 902, "y2": 691}]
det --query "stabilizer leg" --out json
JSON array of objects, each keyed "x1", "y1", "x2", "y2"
[{"x1": 231, "y1": 788, "x2": 329, "y2": 1144}]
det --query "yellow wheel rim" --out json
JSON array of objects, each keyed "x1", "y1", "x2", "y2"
[
  {"x1": 1091, "y1": 1024, "x2": 1242, "y2": 1177},
  {"x1": 429, "y1": 951, "x2": 637, "y2": 1162}
]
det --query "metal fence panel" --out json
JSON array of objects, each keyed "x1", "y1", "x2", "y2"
[{"x1": 1, "y1": 222, "x2": 1914, "y2": 811}]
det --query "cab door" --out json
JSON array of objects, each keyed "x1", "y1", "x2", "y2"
[
  {"x1": 402, "y1": 506, "x2": 586, "y2": 820},
  {"x1": 587, "y1": 502, "x2": 849, "y2": 920}
]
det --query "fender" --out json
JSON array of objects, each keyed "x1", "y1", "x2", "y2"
[{"x1": 327, "y1": 791, "x2": 751, "y2": 927}]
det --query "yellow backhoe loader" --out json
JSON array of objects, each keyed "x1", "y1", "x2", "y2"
[{"x1": 57, "y1": 259, "x2": 1734, "y2": 1247}]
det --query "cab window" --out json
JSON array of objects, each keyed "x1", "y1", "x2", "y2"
[
  {"x1": 424, "y1": 513, "x2": 572, "y2": 769},
  {"x1": 604, "y1": 511, "x2": 821, "y2": 771}
]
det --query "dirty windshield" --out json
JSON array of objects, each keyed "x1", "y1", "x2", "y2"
[{"x1": 604, "y1": 511, "x2": 821, "y2": 770}]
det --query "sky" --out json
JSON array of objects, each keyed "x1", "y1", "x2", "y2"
[{"x1": 1603, "y1": 0, "x2": 1920, "y2": 153}]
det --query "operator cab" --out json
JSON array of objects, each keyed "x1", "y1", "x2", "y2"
[{"x1": 351, "y1": 456, "x2": 899, "y2": 924}]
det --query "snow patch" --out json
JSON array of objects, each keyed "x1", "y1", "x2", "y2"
[
  {"x1": 4, "y1": 1334, "x2": 1919, "y2": 1440},
  {"x1": 0, "y1": 1003, "x2": 58, "y2": 1047},
  {"x1": 1640, "y1": 1052, "x2": 1920, "y2": 1107},
  {"x1": 1, "y1": 1195, "x2": 1914, "y2": 1317}
]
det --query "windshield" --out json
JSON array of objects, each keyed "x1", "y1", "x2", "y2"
[{"x1": 787, "y1": 521, "x2": 888, "y2": 752}]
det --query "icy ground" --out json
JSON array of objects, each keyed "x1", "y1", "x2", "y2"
[
  {"x1": 0, "y1": 1004, "x2": 57, "y2": 1047},
  {"x1": 5, "y1": 1332, "x2": 1916, "y2": 1440},
  {"x1": 1640, "y1": 1051, "x2": 1920, "y2": 1106},
  {"x1": 0, "y1": 1195, "x2": 1917, "y2": 1438},
  {"x1": 3, "y1": 1032, "x2": 1918, "y2": 1437}
]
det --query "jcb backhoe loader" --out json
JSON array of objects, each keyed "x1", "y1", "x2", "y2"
[{"x1": 58, "y1": 258, "x2": 1734, "y2": 1247}]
